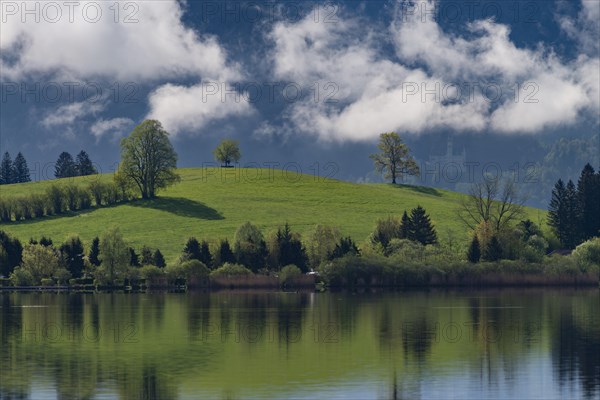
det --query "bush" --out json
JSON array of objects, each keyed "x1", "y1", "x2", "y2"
[
  {"x1": 9, "y1": 267, "x2": 34, "y2": 286},
  {"x1": 168, "y1": 260, "x2": 210, "y2": 281},
  {"x1": 371, "y1": 216, "x2": 402, "y2": 248},
  {"x1": 77, "y1": 187, "x2": 93, "y2": 209},
  {"x1": 385, "y1": 238, "x2": 424, "y2": 259},
  {"x1": 88, "y1": 181, "x2": 107, "y2": 206},
  {"x1": 140, "y1": 265, "x2": 165, "y2": 280},
  {"x1": 29, "y1": 194, "x2": 46, "y2": 217},
  {"x1": 41, "y1": 278, "x2": 55, "y2": 287},
  {"x1": 572, "y1": 238, "x2": 600, "y2": 270},
  {"x1": 46, "y1": 184, "x2": 64, "y2": 214},
  {"x1": 210, "y1": 263, "x2": 253, "y2": 277},
  {"x1": 0, "y1": 197, "x2": 13, "y2": 221},
  {"x1": 279, "y1": 264, "x2": 302, "y2": 285},
  {"x1": 63, "y1": 183, "x2": 79, "y2": 211}
]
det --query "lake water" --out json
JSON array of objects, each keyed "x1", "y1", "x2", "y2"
[{"x1": 1, "y1": 289, "x2": 598, "y2": 399}]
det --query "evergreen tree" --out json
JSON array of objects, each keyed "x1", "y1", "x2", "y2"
[
  {"x1": 483, "y1": 235, "x2": 502, "y2": 261},
  {"x1": 39, "y1": 236, "x2": 53, "y2": 247},
  {"x1": 467, "y1": 235, "x2": 481, "y2": 263},
  {"x1": 55, "y1": 152, "x2": 77, "y2": 178},
  {"x1": 548, "y1": 179, "x2": 568, "y2": 244},
  {"x1": 59, "y1": 236, "x2": 85, "y2": 278},
  {"x1": 183, "y1": 237, "x2": 202, "y2": 261},
  {"x1": 0, "y1": 231, "x2": 23, "y2": 277},
  {"x1": 140, "y1": 246, "x2": 154, "y2": 265},
  {"x1": 13, "y1": 152, "x2": 30, "y2": 183},
  {"x1": 407, "y1": 206, "x2": 437, "y2": 245},
  {"x1": 399, "y1": 211, "x2": 410, "y2": 239},
  {"x1": 577, "y1": 164, "x2": 600, "y2": 240},
  {"x1": 564, "y1": 180, "x2": 581, "y2": 249},
  {"x1": 217, "y1": 239, "x2": 235, "y2": 266},
  {"x1": 153, "y1": 249, "x2": 166, "y2": 268},
  {"x1": 76, "y1": 150, "x2": 97, "y2": 176},
  {"x1": 276, "y1": 223, "x2": 308, "y2": 272},
  {"x1": 0, "y1": 152, "x2": 14, "y2": 184},
  {"x1": 199, "y1": 240, "x2": 213, "y2": 268},
  {"x1": 330, "y1": 237, "x2": 360, "y2": 260},
  {"x1": 129, "y1": 248, "x2": 140, "y2": 267},
  {"x1": 89, "y1": 237, "x2": 101, "y2": 266}
]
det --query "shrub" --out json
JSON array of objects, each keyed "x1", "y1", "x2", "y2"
[
  {"x1": 46, "y1": 184, "x2": 64, "y2": 214},
  {"x1": 140, "y1": 265, "x2": 165, "y2": 280},
  {"x1": 572, "y1": 238, "x2": 600, "y2": 270},
  {"x1": 41, "y1": 278, "x2": 55, "y2": 287},
  {"x1": 330, "y1": 237, "x2": 360, "y2": 260},
  {"x1": 279, "y1": 264, "x2": 302, "y2": 285},
  {"x1": 19, "y1": 196, "x2": 34, "y2": 220},
  {"x1": 77, "y1": 187, "x2": 92, "y2": 209},
  {"x1": 9, "y1": 267, "x2": 35, "y2": 286},
  {"x1": 63, "y1": 183, "x2": 79, "y2": 211},
  {"x1": 371, "y1": 216, "x2": 402, "y2": 248},
  {"x1": 12, "y1": 201, "x2": 24, "y2": 221},
  {"x1": 88, "y1": 181, "x2": 107, "y2": 206},
  {"x1": 233, "y1": 222, "x2": 268, "y2": 272},
  {"x1": 385, "y1": 239, "x2": 424, "y2": 259},
  {"x1": 0, "y1": 197, "x2": 13, "y2": 221},
  {"x1": 29, "y1": 194, "x2": 46, "y2": 217},
  {"x1": 168, "y1": 260, "x2": 210, "y2": 282},
  {"x1": 18, "y1": 243, "x2": 62, "y2": 284},
  {"x1": 307, "y1": 225, "x2": 340, "y2": 268},
  {"x1": 210, "y1": 263, "x2": 253, "y2": 277}
]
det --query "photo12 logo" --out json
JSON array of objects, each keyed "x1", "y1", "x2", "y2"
[{"x1": 1, "y1": 1, "x2": 140, "y2": 24}]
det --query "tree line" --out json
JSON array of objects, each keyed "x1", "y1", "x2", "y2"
[
  {"x1": 548, "y1": 163, "x2": 600, "y2": 249},
  {"x1": 0, "y1": 152, "x2": 31, "y2": 184}
]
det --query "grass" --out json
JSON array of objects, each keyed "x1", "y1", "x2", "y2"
[{"x1": 0, "y1": 167, "x2": 546, "y2": 263}]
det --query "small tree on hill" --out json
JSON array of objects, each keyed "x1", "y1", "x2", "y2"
[
  {"x1": 129, "y1": 248, "x2": 140, "y2": 267},
  {"x1": 98, "y1": 227, "x2": 129, "y2": 284},
  {"x1": 199, "y1": 240, "x2": 213, "y2": 268},
  {"x1": 183, "y1": 237, "x2": 202, "y2": 261},
  {"x1": 371, "y1": 216, "x2": 402, "y2": 249},
  {"x1": 13, "y1": 152, "x2": 31, "y2": 183},
  {"x1": 483, "y1": 235, "x2": 502, "y2": 261},
  {"x1": 59, "y1": 235, "x2": 85, "y2": 278},
  {"x1": 140, "y1": 246, "x2": 154, "y2": 265},
  {"x1": 76, "y1": 150, "x2": 97, "y2": 176},
  {"x1": 55, "y1": 152, "x2": 77, "y2": 178},
  {"x1": 400, "y1": 211, "x2": 411, "y2": 239},
  {"x1": 213, "y1": 139, "x2": 241, "y2": 167},
  {"x1": 89, "y1": 237, "x2": 101, "y2": 266},
  {"x1": 369, "y1": 132, "x2": 419, "y2": 184},
  {"x1": 153, "y1": 249, "x2": 166, "y2": 268},
  {"x1": 330, "y1": 237, "x2": 360, "y2": 260},
  {"x1": 0, "y1": 152, "x2": 14, "y2": 184},
  {"x1": 215, "y1": 239, "x2": 235, "y2": 267},
  {"x1": 275, "y1": 223, "x2": 308, "y2": 272}
]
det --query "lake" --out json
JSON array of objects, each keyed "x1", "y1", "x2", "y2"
[{"x1": 1, "y1": 289, "x2": 598, "y2": 399}]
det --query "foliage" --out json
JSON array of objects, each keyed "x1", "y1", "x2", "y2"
[
  {"x1": 233, "y1": 222, "x2": 268, "y2": 272},
  {"x1": 548, "y1": 179, "x2": 580, "y2": 249},
  {"x1": 98, "y1": 226, "x2": 130, "y2": 285},
  {"x1": 45, "y1": 184, "x2": 65, "y2": 214},
  {"x1": 467, "y1": 235, "x2": 481, "y2": 263},
  {"x1": 14, "y1": 243, "x2": 65, "y2": 285},
  {"x1": 572, "y1": 237, "x2": 600, "y2": 270},
  {"x1": 153, "y1": 249, "x2": 166, "y2": 268},
  {"x1": 210, "y1": 262, "x2": 253, "y2": 277},
  {"x1": 0, "y1": 152, "x2": 15, "y2": 184},
  {"x1": 279, "y1": 264, "x2": 302, "y2": 285},
  {"x1": 140, "y1": 246, "x2": 154, "y2": 266},
  {"x1": 55, "y1": 152, "x2": 77, "y2": 178},
  {"x1": 0, "y1": 231, "x2": 23, "y2": 277},
  {"x1": 576, "y1": 164, "x2": 600, "y2": 241},
  {"x1": 330, "y1": 236, "x2": 360, "y2": 260},
  {"x1": 168, "y1": 260, "x2": 210, "y2": 281},
  {"x1": 371, "y1": 216, "x2": 402, "y2": 249},
  {"x1": 214, "y1": 239, "x2": 235, "y2": 267},
  {"x1": 273, "y1": 223, "x2": 308, "y2": 272},
  {"x1": 13, "y1": 152, "x2": 31, "y2": 183},
  {"x1": 306, "y1": 225, "x2": 340, "y2": 268},
  {"x1": 183, "y1": 237, "x2": 202, "y2": 261},
  {"x1": 89, "y1": 237, "x2": 101, "y2": 266},
  {"x1": 369, "y1": 132, "x2": 419, "y2": 184},
  {"x1": 483, "y1": 236, "x2": 502, "y2": 262},
  {"x1": 213, "y1": 139, "x2": 241, "y2": 167},
  {"x1": 407, "y1": 205, "x2": 437, "y2": 245},
  {"x1": 76, "y1": 150, "x2": 97, "y2": 176},
  {"x1": 59, "y1": 235, "x2": 85, "y2": 278},
  {"x1": 120, "y1": 119, "x2": 180, "y2": 199}
]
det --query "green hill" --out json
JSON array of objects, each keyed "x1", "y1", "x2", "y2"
[{"x1": 0, "y1": 168, "x2": 546, "y2": 263}]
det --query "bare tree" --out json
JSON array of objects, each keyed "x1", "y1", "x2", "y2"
[{"x1": 458, "y1": 178, "x2": 527, "y2": 231}]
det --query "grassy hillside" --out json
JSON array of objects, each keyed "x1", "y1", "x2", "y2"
[{"x1": 0, "y1": 168, "x2": 546, "y2": 263}]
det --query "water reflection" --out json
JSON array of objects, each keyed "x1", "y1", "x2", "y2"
[{"x1": 0, "y1": 289, "x2": 598, "y2": 399}]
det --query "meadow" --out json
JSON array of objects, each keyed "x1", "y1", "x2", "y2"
[{"x1": 0, "y1": 168, "x2": 546, "y2": 263}]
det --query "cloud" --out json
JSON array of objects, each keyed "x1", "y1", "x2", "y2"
[
  {"x1": 0, "y1": 1, "x2": 240, "y2": 81},
  {"x1": 263, "y1": 0, "x2": 599, "y2": 140},
  {"x1": 90, "y1": 117, "x2": 135, "y2": 141},
  {"x1": 42, "y1": 101, "x2": 104, "y2": 127},
  {"x1": 146, "y1": 82, "x2": 253, "y2": 136}
]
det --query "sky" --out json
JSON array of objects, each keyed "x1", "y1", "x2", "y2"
[{"x1": 0, "y1": 0, "x2": 598, "y2": 186}]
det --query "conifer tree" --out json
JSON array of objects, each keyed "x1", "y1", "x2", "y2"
[
  {"x1": 467, "y1": 235, "x2": 481, "y2": 263},
  {"x1": 407, "y1": 206, "x2": 437, "y2": 245},
  {"x1": 13, "y1": 152, "x2": 31, "y2": 183}
]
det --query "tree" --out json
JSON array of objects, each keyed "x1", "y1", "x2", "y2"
[
  {"x1": 407, "y1": 206, "x2": 437, "y2": 245},
  {"x1": 0, "y1": 231, "x2": 23, "y2": 277},
  {"x1": 399, "y1": 211, "x2": 411, "y2": 239},
  {"x1": 76, "y1": 150, "x2": 97, "y2": 176},
  {"x1": 140, "y1": 246, "x2": 154, "y2": 265},
  {"x1": 371, "y1": 216, "x2": 402, "y2": 249},
  {"x1": 153, "y1": 249, "x2": 166, "y2": 268},
  {"x1": 233, "y1": 222, "x2": 268, "y2": 272},
  {"x1": 458, "y1": 178, "x2": 526, "y2": 232},
  {"x1": 199, "y1": 240, "x2": 213, "y2": 268},
  {"x1": 213, "y1": 139, "x2": 241, "y2": 167},
  {"x1": 0, "y1": 152, "x2": 14, "y2": 184},
  {"x1": 89, "y1": 237, "x2": 101, "y2": 266},
  {"x1": 483, "y1": 235, "x2": 502, "y2": 261},
  {"x1": 13, "y1": 152, "x2": 30, "y2": 183},
  {"x1": 307, "y1": 225, "x2": 341, "y2": 268},
  {"x1": 120, "y1": 120, "x2": 180, "y2": 199},
  {"x1": 275, "y1": 223, "x2": 308, "y2": 272},
  {"x1": 548, "y1": 179, "x2": 568, "y2": 245},
  {"x1": 183, "y1": 237, "x2": 202, "y2": 261},
  {"x1": 563, "y1": 180, "x2": 581, "y2": 249},
  {"x1": 215, "y1": 239, "x2": 235, "y2": 266},
  {"x1": 369, "y1": 132, "x2": 419, "y2": 184},
  {"x1": 330, "y1": 237, "x2": 360, "y2": 260},
  {"x1": 467, "y1": 235, "x2": 481, "y2": 263},
  {"x1": 129, "y1": 248, "x2": 140, "y2": 267},
  {"x1": 55, "y1": 152, "x2": 77, "y2": 178},
  {"x1": 98, "y1": 226, "x2": 130, "y2": 285},
  {"x1": 59, "y1": 235, "x2": 85, "y2": 278},
  {"x1": 15, "y1": 244, "x2": 64, "y2": 285},
  {"x1": 577, "y1": 164, "x2": 600, "y2": 240}
]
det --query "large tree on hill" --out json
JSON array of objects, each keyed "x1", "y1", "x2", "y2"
[
  {"x1": 407, "y1": 206, "x2": 437, "y2": 245},
  {"x1": 76, "y1": 150, "x2": 97, "y2": 176},
  {"x1": 213, "y1": 139, "x2": 241, "y2": 167},
  {"x1": 548, "y1": 179, "x2": 581, "y2": 249},
  {"x1": 120, "y1": 120, "x2": 180, "y2": 199},
  {"x1": 13, "y1": 152, "x2": 30, "y2": 183},
  {"x1": 370, "y1": 132, "x2": 419, "y2": 184},
  {"x1": 577, "y1": 164, "x2": 600, "y2": 240},
  {"x1": 0, "y1": 152, "x2": 14, "y2": 184},
  {"x1": 55, "y1": 152, "x2": 77, "y2": 178}
]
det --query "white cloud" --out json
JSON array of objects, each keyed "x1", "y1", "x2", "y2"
[
  {"x1": 146, "y1": 82, "x2": 253, "y2": 135},
  {"x1": 0, "y1": 1, "x2": 240, "y2": 81},
  {"x1": 263, "y1": 0, "x2": 599, "y2": 140},
  {"x1": 42, "y1": 101, "x2": 104, "y2": 127},
  {"x1": 90, "y1": 117, "x2": 135, "y2": 140}
]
